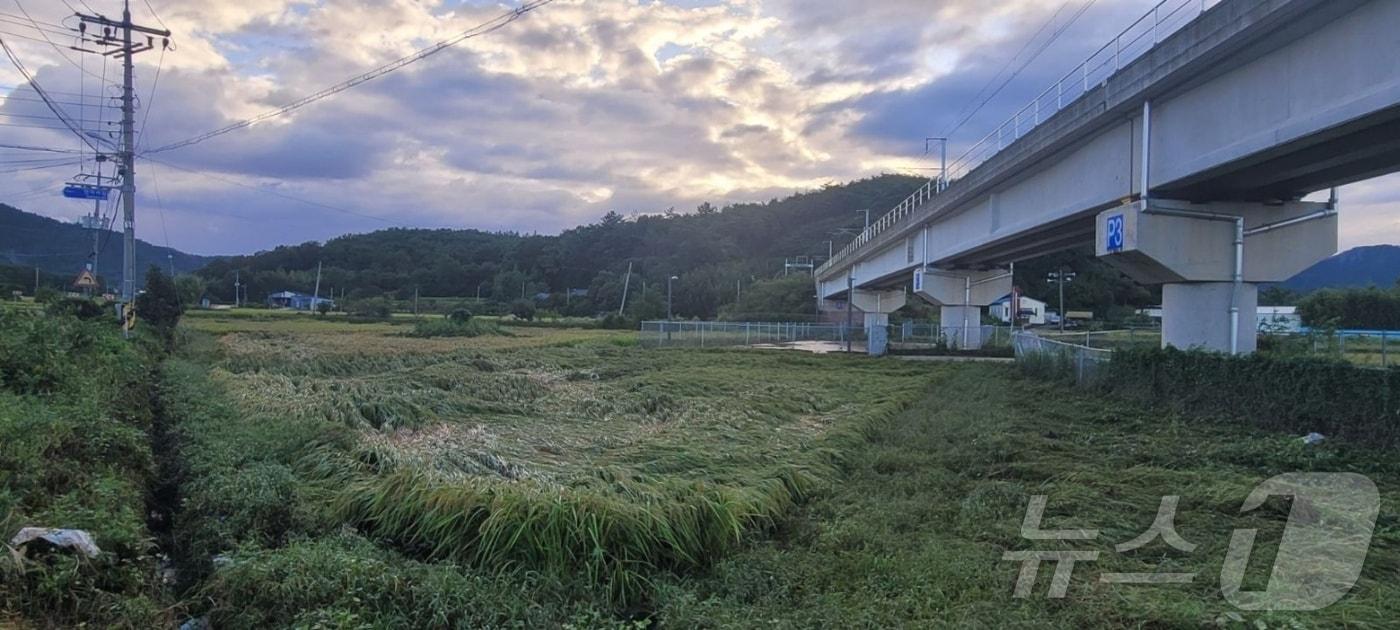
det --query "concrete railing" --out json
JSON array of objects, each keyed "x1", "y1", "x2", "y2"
[{"x1": 818, "y1": 0, "x2": 1223, "y2": 278}]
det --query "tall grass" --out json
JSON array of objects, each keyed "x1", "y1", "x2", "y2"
[{"x1": 0, "y1": 310, "x2": 167, "y2": 627}]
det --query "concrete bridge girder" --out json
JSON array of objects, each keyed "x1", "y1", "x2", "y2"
[
  {"x1": 1096, "y1": 198, "x2": 1338, "y2": 353},
  {"x1": 912, "y1": 268, "x2": 1012, "y2": 351},
  {"x1": 850, "y1": 289, "x2": 906, "y2": 357}
]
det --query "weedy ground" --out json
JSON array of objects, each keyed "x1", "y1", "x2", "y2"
[
  {"x1": 7, "y1": 307, "x2": 1397, "y2": 628},
  {"x1": 652, "y1": 364, "x2": 1400, "y2": 628}
]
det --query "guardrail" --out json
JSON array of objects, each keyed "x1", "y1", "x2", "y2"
[{"x1": 817, "y1": 0, "x2": 1222, "y2": 278}]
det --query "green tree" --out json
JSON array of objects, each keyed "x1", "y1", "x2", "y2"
[
  {"x1": 136, "y1": 266, "x2": 182, "y2": 342},
  {"x1": 174, "y1": 274, "x2": 207, "y2": 309}
]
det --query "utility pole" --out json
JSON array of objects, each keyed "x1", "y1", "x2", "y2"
[
  {"x1": 617, "y1": 261, "x2": 632, "y2": 316},
  {"x1": 234, "y1": 270, "x2": 241, "y2": 308},
  {"x1": 167, "y1": 253, "x2": 174, "y2": 277},
  {"x1": 845, "y1": 274, "x2": 854, "y2": 353},
  {"x1": 312, "y1": 261, "x2": 323, "y2": 309},
  {"x1": 74, "y1": 2, "x2": 172, "y2": 326},
  {"x1": 1047, "y1": 268, "x2": 1076, "y2": 332},
  {"x1": 667, "y1": 275, "x2": 679, "y2": 320},
  {"x1": 857, "y1": 209, "x2": 870, "y2": 229},
  {"x1": 33, "y1": 266, "x2": 39, "y2": 297},
  {"x1": 413, "y1": 286, "x2": 420, "y2": 318}
]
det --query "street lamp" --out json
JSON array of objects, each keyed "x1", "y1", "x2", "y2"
[
  {"x1": 667, "y1": 275, "x2": 679, "y2": 320},
  {"x1": 856, "y1": 209, "x2": 870, "y2": 229}
]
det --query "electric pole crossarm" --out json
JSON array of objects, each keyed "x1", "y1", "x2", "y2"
[{"x1": 68, "y1": 1, "x2": 174, "y2": 332}]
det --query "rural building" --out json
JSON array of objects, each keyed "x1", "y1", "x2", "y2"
[
  {"x1": 266, "y1": 291, "x2": 334, "y2": 311},
  {"x1": 1258, "y1": 306, "x2": 1303, "y2": 332},
  {"x1": 989, "y1": 294, "x2": 1048, "y2": 325}
]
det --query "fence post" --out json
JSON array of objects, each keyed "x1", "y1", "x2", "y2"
[
  {"x1": 700, "y1": 322, "x2": 705, "y2": 348},
  {"x1": 1339, "y1": 331, "x2": 1345, "y2": 356},
  {"x1": 1383, "y1": 331, "x2": 1388, "y2": 367}
]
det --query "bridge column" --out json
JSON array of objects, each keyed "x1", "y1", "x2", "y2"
[
  {"x1": 913, "y1": 267, "x2": 1012, "y2": 350},
  {"x1": 850, "y1": 289, "x2": 906, "y2": 356},
  {"x1": 1097, "y1": 198, "x2": 1337, "y2": 354}
]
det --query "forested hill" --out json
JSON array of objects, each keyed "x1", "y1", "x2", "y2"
[
  {"x1": 195, "y1": 175, "x2": 927, "y2": 316},
  {"x1": 0, "y1": 203, "x2": 213, "y2": 288}
]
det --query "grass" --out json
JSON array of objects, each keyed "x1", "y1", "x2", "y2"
[
  {"x1": 166, "y1": 317, "x2": 941, "y2": 615},
  {"x1": 0, "y1": 309, "x2": 169, "y2": 627},
  {"x1": 650, "y1": 364, "x2": 1400, "y2": 627},
  {"x1": 10, "y1": 305, "x2": 1395, "y2": 627}
]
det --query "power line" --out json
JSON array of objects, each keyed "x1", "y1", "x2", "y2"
[
  {"x1": 139, "y1": 0, "x2": 166, "y2": 32},
  {"x1": 134, "y1": 43, "x2": 162, "y2": 150},
  {"x1": 0, "y1": 142, "x2": 82, "y2": 153},
  {"x1": 8, "y1": 2, "x2": 108, "y2": 81},
  {"x1": 944, "y1": 0, "x2": 1098, "y2": 141},
  {"x1": 944, "y1": 1, "x2": 1073, "y2": 138},
  {"x1": 0, "y1": 35, "x2": 100, "y2": 151},
  {"x1": 144, "y1": 0, "x2": 556, "y2": 155}
]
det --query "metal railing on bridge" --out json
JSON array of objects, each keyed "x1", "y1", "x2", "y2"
[{"x1": 818, "y1": 0, "x2": 1224, "y2": 278}]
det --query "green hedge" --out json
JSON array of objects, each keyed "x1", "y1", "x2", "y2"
[{"x1": 1102, "y1": 347, "x2": 1400, "y2": 446}]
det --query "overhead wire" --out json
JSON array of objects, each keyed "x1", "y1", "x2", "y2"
[
  {"x1": 8, "y1": 1, "x2": 109, "y2": 81},
  {"x1": 0, "y1": 34, "x2": 100, "y2": 151},
  {"x1": 143, "y1": 0, "x2": 556, "y2": 155},
  {"x1": 944, "y1": 0, "x2": 1099, "y2": 141}
]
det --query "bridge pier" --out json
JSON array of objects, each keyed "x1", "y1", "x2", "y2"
[
  {"x1": 913, "y1": 267, "x2": 1012, "y2": 350},
  {"x1": 1098, "y1": 198, "x2": 1337, "y2": 354},
  {"x1": 850, "y1": 289, "x2": 906, "y2": 356}
]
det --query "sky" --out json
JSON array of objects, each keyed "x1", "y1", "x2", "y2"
[{"x1": 0, "y1": 0, "x2": 1396, "y2": 256}]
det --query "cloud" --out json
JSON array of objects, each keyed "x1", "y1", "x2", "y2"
[{"x1": 0, "y1": 0, "x2": 1396, "y2": 256}]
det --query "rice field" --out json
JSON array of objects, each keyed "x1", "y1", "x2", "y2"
[{"x1": 177, "y1": 313, "x2": 942, "y2": 605}]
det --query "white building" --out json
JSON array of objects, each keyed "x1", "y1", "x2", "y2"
[
  {"x1": 989, "y1": 295, "x2": 1048, "y2": 325},
  {"x1": 1258, "y1": 306, "x2": 1303, "y2": 333}
]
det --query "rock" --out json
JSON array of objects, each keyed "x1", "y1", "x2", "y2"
[{"x1": 1302, "y1": 432, "x2": 1325, "y2": 446}]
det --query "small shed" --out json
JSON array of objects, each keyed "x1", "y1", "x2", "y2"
[
  {"x1": 1258, "y1": 306, "x2": 1303, "y2": 333},
  {"x1": 989, "y1": 294, "x2": 1048, "y2": 325},
  {"x1": 266, "y1": 291, "x2": 335, "y2": 311}
]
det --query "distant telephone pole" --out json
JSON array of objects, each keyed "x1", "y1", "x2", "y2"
[{"x1": 73, "y1": 2, "x2": 172, "y2": 311}]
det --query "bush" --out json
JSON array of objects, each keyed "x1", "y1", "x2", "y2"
[
  {"x1": 510, "y1": 299, "x2": 536, "y2": 321},
  {"x1": 402, "y1": 318, "x2": 508, "y2": 339},
  {"x1": 1100, "y1": 347, "x2": 1400, "y2": 447},
  {"x1": 135, "y1": 267, "x2": 182, "y2": 344},
  {"x1": 447, "y1": 307, "x2": 473, "y2": 323},
  {"x1": 45, "y1": 297, "x2": 108, "y2": 321},
  {"x1": 598, "y1": 313, "x2": 635, "y2": 330},
  {"x1": 348, "y1": 297, "x2": 392, "y2": 320}
]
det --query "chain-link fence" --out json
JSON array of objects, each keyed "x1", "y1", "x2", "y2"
[
  {"x1": 892, "y1": 322, "x2": 1013, "y2": 350},
  {"x1": 1262, "y1": 329, "x2": 1400, "y2": 367},
  {"x1": 1013, "y1": 332, "x2": 1113, "y2": 384},
  {"x1": 639, "y1": 321, "x2": 865, "y2": 349}
]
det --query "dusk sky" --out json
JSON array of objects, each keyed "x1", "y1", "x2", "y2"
[{"x1": 2, "y1": 0, "x2": 1396, "y2": 255}]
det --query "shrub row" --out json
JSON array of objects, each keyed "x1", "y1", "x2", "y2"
[{"x1": 1100, "y1": 347, "x2": 1400, "y2": 447}]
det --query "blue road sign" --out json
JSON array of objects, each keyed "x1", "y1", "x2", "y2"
[
  {"x1": 1106, "y1": 213, "x2": 1125, "y2": 252},
  {"x1": 63, "y1": 184, "x2": 110, "y2": 200}
]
